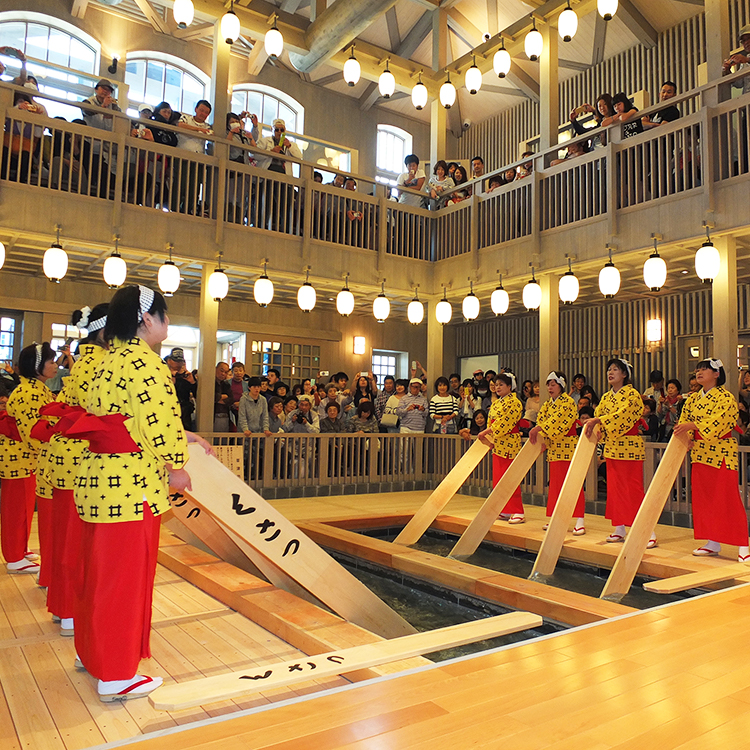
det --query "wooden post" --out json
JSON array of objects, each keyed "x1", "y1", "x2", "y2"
[
  {"x1": 538, "y1": 274, "x2": 559, "y2": 405},
  {"x1": 539, "y1": 20, "x2": 559, "y2": 152},
  {"x1": 712, "y1": 236, "x2": 738, "y2": 398},
  {"x1": 196, "y1": 264, "x2": 219, "y2": 432}
]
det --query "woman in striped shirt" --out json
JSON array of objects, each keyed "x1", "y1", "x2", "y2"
[{"x1": 429, "y1": 377, "x2": 459, "y2": 434}]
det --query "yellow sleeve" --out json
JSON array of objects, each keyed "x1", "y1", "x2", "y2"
[
  {"x1": 691, "y1": 390, "x2": 736, "y2": 438},
  {"x1": 678, "y1": 393, "x2": 697, "y2": 426},
  {"x1": 489, "y1": 397, "x2": 522, "y2": 438},
  {"x1": 595, "y1": 387, "x2": 642, "y2": 439},
  {"x1": 8, "y1": 380, "x2": 53, "y2": 452},
  {"x1": 537, "y1": 397, "x2": 576, "y2": 439}
]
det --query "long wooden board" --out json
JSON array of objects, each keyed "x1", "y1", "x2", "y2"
[
  {"x1": 180, "y1": 445, "x2": 416, "y2": 638},
  {"x1": 643, "y1": 562, "x2": 750, "y2": 594},
  {"x1": 394, "y1": 439, "x2": 491, "y2": 546},
  {"x1": 600, "y1": 432, "x2": 691, "y2": 601},
  {"x1": 528, "y1": 428, "x2": 599, "y2": 581},
  {"x1": 449, "y1": 439, "x2": 545, "y2": 560},
  {"x1": 150, "y1": 611, "x2": 542, "y2": 711}
]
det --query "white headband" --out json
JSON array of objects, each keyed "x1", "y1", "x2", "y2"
[
  {"x1": 618, "y1": 358, "x2": 633, "y2": 379},
  {"x1": 137, "y1": 285, "x2": 154, "y2": 322},
  {"x1": 709, "y1": 358, "x2": 724, "y2": 371},
  {"x1": 87, "y1": 315, "x2": 107, "y2": 332},
  {"x1": 504, "y1": 372, "x2": 517, "y2": 391},
  {"x1": 34, "y1": 343, "x2": 43, "y2": 372},
  {"x1": 76, "y1": 306, "x2": 91, "y2": 329},
  {"x1": 545, "y1": 371, "x2": 566, "y2": 389}
]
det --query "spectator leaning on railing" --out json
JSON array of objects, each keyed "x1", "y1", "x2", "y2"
[
  {"x1": 642, "y1": 81, "x2": 681, "y2": 129},
  {"x1": 80, "y1": 78, "x2": 121, "y2": 198},
  {"x1": 396, "y1": 154, "x2": 425, "y2": 207},
  {"x1": 396, "y1": 378, "x2": 428, "y2": 433},
  {"x1": 722, "y1": 24, "x2": 750, "y2": 95}
]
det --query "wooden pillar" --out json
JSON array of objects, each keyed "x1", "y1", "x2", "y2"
[
  {"x1": 712, "y1": 236, "x2": 738, "y2": 397},
  {"x1": 430, "y1": 9, "x2": 447, "y2": 168},
  {"x1": 538, "y1": 274, "x2": 559, "y2": 404},
  {"x1": 426, "y1": 299, "x2": 444, "y2": 394},
  {"x1": 539, "y1": 21, "x2": 559, "y2": 152},
  {"x1": 211, "y1": 19, "x2": 231, "y2": 139},
  {"x1": 196, "y1": 263, "x2": 220, "y2": 432},
  {"x1": 705, "y1": 0, "x2": 731, "y2": 84}
]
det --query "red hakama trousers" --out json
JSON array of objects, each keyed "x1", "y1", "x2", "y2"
[
  {"x1": 546, "y1": 460, "x2": 585, "y2": 518},
  {"x1": 75, "y1": 503, "x2": 160, "y2": 681},
  {"x1": 46, "y1": 489, "x2": 83, "y2": 619},
  {"x1": 605, "y1": 459, "x2": 644, "y2": 527},
  {"x1": 36, "y1": 495, "x2": 54, "y2": 588},
  {"x1": 0, "y1": 476, "x2": 36, "y2": 563},
  {"x1": 691, "y1": 461, "x2": 749, "y2": 546},
  {"x1": 493, "y1": 454, "x2": 523, "y2": 515}
]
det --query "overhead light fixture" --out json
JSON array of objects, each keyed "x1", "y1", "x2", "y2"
[
  {"x1": 695, "y1": 225, "x2": 720, "y2": 283},
  {"x1": 643, "y1": 238, "x2": 667, "y2": 291},
  {"x1": 598, "y1": 0, "x2": 618, "y2": 21},
  {"x1": 599, "y1": 244, "x2": 621, "y2": 298},
  {"x1": 493, "y1": 40, "x2": 511, "y2": 78},
  {"x1": 407, "y1": 288, "x2": 424, "y2": 325},
  {"x1": 440, "y1": 70, "x2": 456, "y2": 109},
  {"x1": 297, "y1": 267, "x2": 316, "y2": 312},
  {"x1": 265, "y1": 14, "x2": 284, "y2": 58},
  {"x1": 254, "y1": 260, "x2": 274, "y2": 307},
  {"x1": 208, "y1": 252, "x2": 228, "y2": 301},
  {"x1": 373, "y1": 280, "x2": 390, "y2": 323},
  {"x1": 525, "y1": 18, "x2": 543, "y2": 62},
  {"x1": 411, "y1": 71, "x2": 428, "y2": 110},
  {"x1": 173, "y1": 0, "x2": 194, "y2": 29},
  {"x1": 343, "y1": 44, "x2": 361, "y2": 87},
  {"x1": 158, "y1": 243, "x2": 180, "y2": 297},
  {"x1": 436, "y1": 287, "x2": 452, "y2": 325},
  {"x1": 558, "y1": 2, "x2": 578, "y2": 42},
  {"x1": 465, "y1": 56, "x2": 482, "y2": 95},
  {"x1": 558, "y1": 257, "x2": 579, "y2": 305},
  {"x1": 336, "y1": 273, "x2": 355, "y2": 316},
  {"x1": 462, "y1": 280, "x2": 480, "y2": 321},
  {"x1": 491, "y1": 273, "x2": 509, "y2": 315},
  {"x1": 646, "y1": 318, "x2": 663, "y2": 343},
  {"x1": 102, "y1": 236, "x2": 127, "y2": 289},
  {"x1": 43, "y1": 225, "x2": 68, "y2": 283},
  {"x1": 221, "y1": 0, "x2": 240, "y2": 45},
  {"x1": 0, "y1": 241, "x2": 5, "y2": 270},
  {"x1": 522, "y1": 266, "x2": 542, "y2": 310},
  {"x1": 379, "y1": 58, "x2": 396, "y2": 98},
  {"x1": 353, "y1": 336, "x2": 366, "y2": 355}
]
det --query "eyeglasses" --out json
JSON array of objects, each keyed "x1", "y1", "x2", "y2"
[{"x1": 274, "y1": 127, "x2": 285, "y2": 132}]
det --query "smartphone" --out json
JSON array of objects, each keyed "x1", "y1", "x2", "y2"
[
  {"x1": 411, "y1": 360, "x2": 417, "y2": 370},
  {"x1": 574, "y1": 105, "x2": 589, "y2": 117}
]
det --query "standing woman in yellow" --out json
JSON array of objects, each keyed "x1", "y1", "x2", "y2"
[
  {"x1": 529, "y1": 371, "x2": 586, "y2": 535},
  {"x1": 584, "y1": 358, "x2": 657, "y2": 547},
  {"x1": 73, "y1": 285, "x2": 207, "y2": 702},
  {"x1": 4, "y1": 343, "x2": 57, "y2": 575},
  {"x1": 478, "y1": 372, "x2": 526, "y2": 523},
  {"x1": 674, "y1": 358, "x2": 750, "y2": 561}
]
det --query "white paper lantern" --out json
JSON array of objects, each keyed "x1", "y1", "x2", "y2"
[
  {"x1": 379, "y1": 68, "x2": 396, "y2": 98},
  {"x1": 43, "y1": 242, "x2": 68, "y2": 282},
  {"x1": 598, "y1": 0, "x2": 618, "y2": 21},
  {"x1": 221, "y1": 9, "x2": 240, "y2": 44},
  {"x1": 493, "y1": 47, "x2": 511, "y2": 78},
  {"x1": 297, "y1": 281, "x2": 316, "y2": 312},
  {"x1": 599, "y1": 260, "x2": 621, "y2": 298},
  {"x1": 336, "y1": 287, "x2": 355, "y2": 316},
  {"x1": 412, "y1": 77, "x2": 428, "y2": 110},
  {"x1": 435, "y1": 297, "x2": 452, "y2": 325},
  {"x1": 558, "y1": 7, "x2": 578, "y2": 42},
  {"x1": 264, "y1": 26, "x2": 283, "y2": 58},
  {"x1": 173, "y1": 0, "x2": 194, "y2": 29},
  {"x1": 373, "y1": 292, "x2": 390, "y2": 323},
  {"x1": 407, "y1": 296, "x2": 424, "y2": 325},
  {"x1": 254, "y1": 271, "x2": 274, "y2": 307},
  {"x1": 695, "y1": 240, "x2": 720, "y2": 283},
  {"x1": 0, "y1": 241, "x2": 5, "y2": 270},
  {"x1": 465, "y1": 59, "x2": 482, "y2": 95},
  {"x1": 158, "y1": 260, "x2": 181, "y2": 296},
  {"x1": 525, "y1": 27, "x2": 543, "y2": 61},
  {"x1": 208, "y1": 268, "x2": 228, "y2": 301},
  {"x1": 491, "y1": 285, "x2": 510, "y2": 315},
  {"x1": 558, "y1": 269, "x2": 579, "y2": 305},
  {"x1": 439, "y1": 75, "x2": 456, "y2": 109},
  {"x1": 103, "y1": 252, "x2": 127, "y2": 289},
  {"x1": 343, "y1": 48, "x2": 360, "y2": 87},
  {"x1": 643, "y1": 250, "x2": 667, "y2": 291},
  {"x1": 523, "y1": 278, "x2": 542, "y2": 310},
  {"x1": 462, "y1": 285, "x2": 480, "y2": 321}
]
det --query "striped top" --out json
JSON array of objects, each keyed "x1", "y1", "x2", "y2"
[{"x1": 429, "y1": 394, "x2": 459, "y2": 432}]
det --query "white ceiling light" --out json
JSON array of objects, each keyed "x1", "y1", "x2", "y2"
[
  {"x1": 558, "y1": 3, "x2": 578, "y2": 42},
  {"x1": 208, "y1": 253, "x2": 228, "y2": 301},
  {"x1": 412, "y1": 71, "x2": 428, "y2": 110},
  {"x1": 465, "y1": 56, "x2": 482, "y2": 95},
  {"x1": 436, "y1": 287, "x2": 452, "y2": 325},
  {"x1": 373, "y1": 281, "x2": 390, "y2": 323},
  {"x1": 43, "y1": 226, "x2": 67, "y2": 283},
  {"x1": 297, "y1": 268, "x2": 316, "y2": 312},
  {"x1": 407, "y1": 288, "x2": 424, "y2": 325},
  {"x1": 695, "y1": 227, "x2": 720, "y2": 283},
  {"x1": 265, "y1": 15, "x2": 284, "y2": 58},
  {"x1": 598, "y1": 0, "x2": 618, "y2": 21},
  {"x1": 522, "y1": 267, "x2": 542, "y2": 310},
  {"x1": 254, "y1": 260, "x2": 274, "y2": 307},
  {"x1": 221, "y1": 0, "x2": 240, "y2": 45},
  {"x1": 525, "y1": 19, "x2": 543, "y2": 62},
  {"x1": 491, "y1": 274, "x2": 510, "y2": 315},
  {"x1": 493, "y1": 42, "x2": 511, "y2": 78},
  {"x1": 462, "y1": 280, "x2": 480, "y2": 321},
  {"x1": 173, "y1": 0, "x2": 194, "y2": 29},
  {"x1": 643, "y1": 239, "x2": 667, "y2": 291},
  {"x1": 599, "y1": 245, "x2": 621, "y2": 298},
  {"x1": 379, "y1": 58, "x2": 396, "y2": 98},
  {"x1": 439, "y1": 70, "x2": 456, "y2": 109},
  {"x1": 103, "y1": 237, "x2": 127, "y2": 289},
  {"x1": 343, "y1": 44, "x2": 361, "y2": 87},
  {"x1": 157, "y1": 243, "x2": 180, "y2": 297},
  {"x1": 558, "y1": 257, "x2": 579, "y2": 305},
  {"x1": 336, "y1": 273, "x2": 355, "y2": 316},
  {"x1": 0, "y1": 241, "x2": 5, "y2": 270}
]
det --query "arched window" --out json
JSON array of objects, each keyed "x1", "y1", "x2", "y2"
[
  {"x1": 231, "y1": 84, "x2": 304, "y2": 135},
  {"x1": 125, "y1": 52, "x2": 209, "y2": 117},
  {"x1": 376, "y1": 124, "x2": 412, "y2": 186}
]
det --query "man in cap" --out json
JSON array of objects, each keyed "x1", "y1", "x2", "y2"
[
  {"x1": 722, "y1": 24, "x2": 750, "y2": 94},
  {"x1": 164, "y1": 348, "x2": 197, "y2": 430},
  {"x1": 176, "y1": 99, "x2": 214, "y2": 215},
  {"x1": 81, "y1": 78, "x2": 122, "y2": 197},
  {"x1": 396, "y1": 378, "x2": 429, "y2": 433}
]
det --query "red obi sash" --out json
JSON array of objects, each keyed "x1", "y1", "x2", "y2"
[
  {"x1": 30, "y1": 403, "x2": 88, "y2": 443},
  {"x1": 64, "y1": 413, "x2": 142, "y2": 454},
  {"x1": 624, "y1": 422, "x2": 643, "y2": 436},
  {"x1": 510, "y1": 419, "x2": 531, "y2": 434},
  {"x1": 0, "y1": 413, "x2": 21, "y2": 442}
]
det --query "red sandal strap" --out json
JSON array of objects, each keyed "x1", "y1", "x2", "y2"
[{"x1": 118, "y1": 676, "x2": 153, "y2": 695}]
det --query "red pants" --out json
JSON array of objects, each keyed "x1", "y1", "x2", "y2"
[
  {"x1": 37, "y1": 495, "x2": 53, "y2": 588},
  {"x1": 546, "y1": 460, "x2": 585, "y2": 518},
  {"x1": 605, "y1": 459, "x2": 644, "y2": 527},
  {"x1": 0, "y1": 476, "x2": 36, "y2": 563},
  {"x1": 691, "y1": 462, "x2": 749, "y2": 546},
  {"x1": 75, "y1": 503, "x2": 161, "y2": 681},
  {"x1": 493, "y1": 454, "x2": 523, "y2": 515},
  {"x1": 46, "y1": 489, "x2": 83, "y2": 619}
]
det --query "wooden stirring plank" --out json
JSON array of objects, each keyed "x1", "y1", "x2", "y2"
[{"x1": 643, "y1": 562, "x2": 750, "y2": 594}]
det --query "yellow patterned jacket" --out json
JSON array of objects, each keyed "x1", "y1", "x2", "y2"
[
  {"x1": 537, "y1": 393, "x2": 579, "y2": 462},
  {"x1": 6, "y1": 376, "x2": 55, "y2": 496},
  {"x1": 488, "y1": 393, "x2": 523, "y2": 459},
  {"x1": 678, "y1": 386, "x2": 738, "y2": 470},
  {"x1": 0, "y1": 425, "x2": 35, "y2": 480},
  {"x1": 594, "y1": 385, "x2": 645, "y2": 461},
  {"x1": 40, "y1": 344, "x2": 105, "y2": 491},
  {"x1": 75, "y1": 337, "x2": 188, "y2": 523}
]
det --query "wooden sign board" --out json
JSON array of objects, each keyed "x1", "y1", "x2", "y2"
[
  {"x1": 529, "y1": 428, "x2": 599, "y2": 581},
  {"x1": 450, "y1": 440, "x2": 544, "y2": 560},
  {"x1": 395, "y1": 439, "x2": 491, "y2": 546},
  {"x1": 600, "y1": 432, "x2": 690, "y2": 601},
  {"x1": 643, "y1": 562, "x2": 750, "y2": 595},
  {"x1": 213, "y1": 443, "x2": 244, "y2": 479},
  {"x1": 150, "y1": 611, "x2": 543, "y2": 711},
  {"x1": 178, "y1": 445, "x2": 415, "y2": 638}
]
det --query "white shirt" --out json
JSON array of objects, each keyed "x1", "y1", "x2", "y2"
[
  {"x1": 178, "y1": 113, "x2": 212, "y2": 153},
  {"x1": 397, "y1": 169, "x2": 426, "y2": 207}
]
